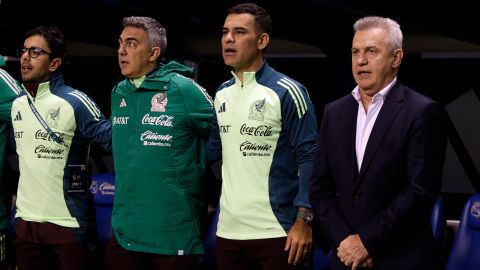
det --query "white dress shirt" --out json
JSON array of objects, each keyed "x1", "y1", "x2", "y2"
[{"x1": 352, "y1": 78, "x2": 396, "y2": 170}]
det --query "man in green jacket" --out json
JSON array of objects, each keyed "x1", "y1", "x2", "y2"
[
  {"x1": 107, "y1": 16, "x2": 214, "y2": 270},
  {"x1": 0, "y1": 67, "x2": 22, "y2": 269}
]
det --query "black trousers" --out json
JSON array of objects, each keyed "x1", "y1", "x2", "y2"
[
  {"x1": 106, "y1": 235, "x2": 202, "y2": 270},
  {"x1": 216, "y1": 236, "x2": 303, "y2": 270},
  {"x1": 15, "y1": 220, "x2": 95, "y2": 270}
]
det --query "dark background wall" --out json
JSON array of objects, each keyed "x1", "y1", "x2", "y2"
[{"x1": 2, "y1": 0, "x2": 480, "y2": 220}]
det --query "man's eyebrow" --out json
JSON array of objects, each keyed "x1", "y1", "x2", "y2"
[
  {"x1": 119, "y1": 37, "x2": 138, "y2": 41},
  {"x1": 223, "y1": 26, "x2": 248, "y2": 31}
]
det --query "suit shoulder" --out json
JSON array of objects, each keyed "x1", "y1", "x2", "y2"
[
  {"x1": 403, "y1": 85, "x2": 440, "y2": 107},
  {"x1": 326, "y1": 94, "x2": 356, "y2": 110}
]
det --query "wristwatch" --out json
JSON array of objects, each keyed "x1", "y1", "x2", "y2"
[{"x1": 297, "y1": 209, "x2": 314, "y2": 224}]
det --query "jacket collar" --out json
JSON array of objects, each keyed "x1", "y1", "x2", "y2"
[
  {"x1": 24, "y1": 72, "x2": 65, "y2": 99},
  {"x1": 231, "y1": 60, "x2": 270, "y2": 87}
]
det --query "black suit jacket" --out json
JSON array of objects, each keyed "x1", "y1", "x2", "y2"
[{"x1": 310, "y1": 81, "x2": 447, "y2": 270}]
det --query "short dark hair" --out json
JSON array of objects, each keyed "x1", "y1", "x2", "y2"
[
  {"x1": 25, "y1": 26, "x2": 65, "y2": 60},
  {"x1": 123, "y1": 16, "x2": 167, "y2": 57},
  {"x1": 227, "y1": 3, "x2": 272, "y2": 35}
]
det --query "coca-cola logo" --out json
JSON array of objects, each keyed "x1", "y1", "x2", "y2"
[
  {"x1": 35, "y1": 129, "x2": 64, "y2": 142},
  {"x1": 240, "y1": 124, "x2": 273, "y2": 136},
  {"x1": 141, "y1": 114, "x2": 174, "y2": 127}
]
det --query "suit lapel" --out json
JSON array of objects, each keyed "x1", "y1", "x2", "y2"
[
  {"x1": 357, "y1": 82, "x2": 405, "y2": 182},
  {"x1": 345, "y1": 96, "x2": 360, "y2": 174}
]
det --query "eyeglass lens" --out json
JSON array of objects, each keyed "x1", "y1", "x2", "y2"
[{"x1": 17, "y1": 47, "x2": 50, "y2": 58}]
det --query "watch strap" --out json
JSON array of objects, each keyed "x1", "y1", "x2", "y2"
[{"x1": 297, "y1": 209, "x2": 313, "y2": 224}]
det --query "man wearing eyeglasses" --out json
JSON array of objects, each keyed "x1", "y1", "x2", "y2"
[
  {"x1": 11, "y1": 26, "x2": 112, "y2": 270},
  {"x1": 0, "y1": 62, "x2": 22, "y2": 270}
]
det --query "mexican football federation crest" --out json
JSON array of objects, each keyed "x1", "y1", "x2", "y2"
[
  {"x1": 248, "y1": 98, "x2": 266, "y2": 121},
  {"x1": 151, "y1": 92, "x2": 168, "y2": 112},
  {"x1": 45, "y1": 107, "x2": 60, "y2": 128}
]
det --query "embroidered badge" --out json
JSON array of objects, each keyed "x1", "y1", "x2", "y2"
[
  {"x1": 120, "y1": 98, "x2": 127, "y2": 107},
  {"x1": 248, "y1": 98, "x2": 266, "y2": 121},
  {"x1": 151, "y1": 93, "x2": 168, "y2": 112},
  {"x1": 46, "y1": 107, "x2": 60, "y2": 128}
]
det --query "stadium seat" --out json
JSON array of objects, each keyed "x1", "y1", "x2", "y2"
[
  {"x1": 444, "y1": 193, "x2": 480, "y2": 270},
  {"x1": 312, "y1": 248, "x2": 332, "y2": 270},
  {"x1": 430, "y1": 196, "x2": 446, "y2": 269},
  {"x1": 90, "y1": 173, "x2": 116, "y2": 247},
  {"x1": 431, "y1": 197, "x2": 445, "y2": 245}
]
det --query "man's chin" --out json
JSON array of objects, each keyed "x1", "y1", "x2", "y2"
[
  {"x1": 222, "y1": 58, "x2": 236, "y2": 67},
  {"x1": 120, "y1": 70, "x2": 130, "y2": 77},
  {"x1": 21, "y1": 77, "x2": 33, "y2": 83}
]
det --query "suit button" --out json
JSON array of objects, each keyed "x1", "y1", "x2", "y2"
[{"x1": 354, "y1": 194, "x2": 360, "y2": 200}]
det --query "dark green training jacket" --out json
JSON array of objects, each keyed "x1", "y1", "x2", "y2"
[{"x1": 111, "y1": 61, "x2": 213, "y2": 255}]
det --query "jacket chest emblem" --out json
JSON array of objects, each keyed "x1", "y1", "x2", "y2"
[
  {"x1": 248, "y1": 98, "x2": 266, "y2": 121},
  {"x1": 46, "y1": 107, "x2": 60, "y2": 128},
  {"x1": 151, "y1": 92, "x2": 168, "y2": 112}
]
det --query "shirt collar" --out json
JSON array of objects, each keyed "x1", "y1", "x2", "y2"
[
  {"x1": 351, "y1": 77, "x2": 397, "y2": 102},
  {"x1": 130, "y1": 75, "x2": 146, "y2": 88}
]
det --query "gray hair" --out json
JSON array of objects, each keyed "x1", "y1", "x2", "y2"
[
  {"x1": 353, "y1": 16, "x2": 403, "y2": 52},
  {"x1": 122, "y1": 16, "x2": 167, "y2": 56}
]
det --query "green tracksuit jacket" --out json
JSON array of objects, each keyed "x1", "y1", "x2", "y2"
[
  {"x1": 0, "y1": 69, "x2": 21, "y2": 231},
  {"x1": 111, "y1": 61, "x2": 213, "y2": 255}
]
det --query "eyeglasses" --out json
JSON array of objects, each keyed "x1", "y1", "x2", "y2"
[{"x1": 17, "y1": 46, "x2": 51, "y2": 59}]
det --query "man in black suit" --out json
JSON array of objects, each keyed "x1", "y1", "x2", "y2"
[{"x1": 310, "y1": 16, "x2": 447, "y2": 270}]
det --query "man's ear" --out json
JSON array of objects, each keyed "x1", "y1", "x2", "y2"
[
  {"x1": 149, "y1": 47, "x2": 161, "y2": 62},
  {"x1": 392, "y1": 49, "x2": 403, "y2": 69},
  {"x1": 48, "y1": 58, "x2": 62, "y2": 73},
  {"x1": 257, "y1": 33, "x2": 270, "y2": 50}
]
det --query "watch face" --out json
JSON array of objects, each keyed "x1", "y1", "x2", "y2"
[
  {"x1": 298, "y1": 210, "x2": 314, "y2": 223},
  {"x1": 304, "y1": 211, "x2": 314, "y2": 222}
]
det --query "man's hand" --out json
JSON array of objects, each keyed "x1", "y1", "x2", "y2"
[
  {"x1": 358, "y1": 256, "x2": 374, "y2": 269},
  {"x1": 337, "y1": 234, "x2": 372, "y2": 269},
  {"x1": 284, "y1": 216, "x2": 312, "y2": 265}
]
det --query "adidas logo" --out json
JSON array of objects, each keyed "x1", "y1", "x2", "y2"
[
  {"x1": 218, "y1": 102, "x2": 226, "y2": 113},
  {"x1": 14, "y1": 111, "x2": 22, "y2": 121},
  {"x1": 120, "y1": 98, "x2": 127, "y2": 107}
]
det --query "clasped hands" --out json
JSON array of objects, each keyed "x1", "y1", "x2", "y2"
[{"x1": 337, "y1": 234, "x2": 373, "y2": 269}]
